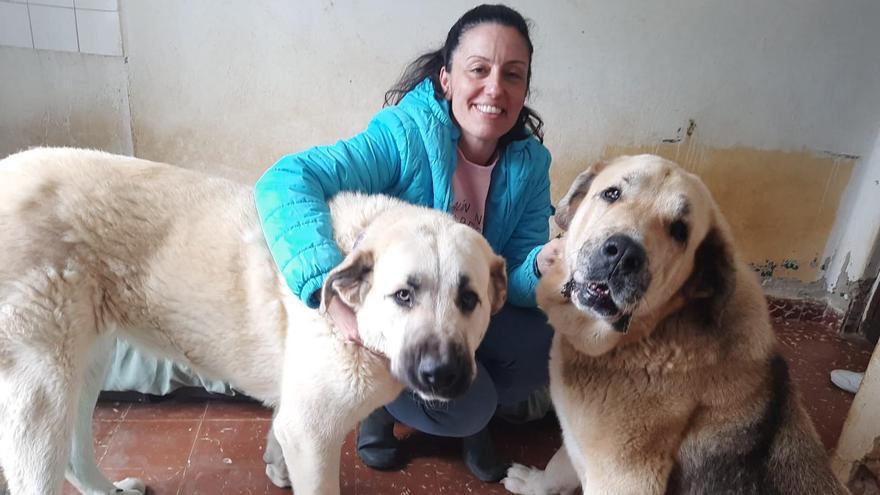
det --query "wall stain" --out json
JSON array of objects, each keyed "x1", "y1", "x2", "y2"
[
  {"x1": 819, "y1": 150, "x2": 861, "y2": 161},
  {"x1": 685, "y1": 119, "x2": 696, "y2": 137},
  {"x1": 550, "y1": 144, "x2": 857, "y2": 284},
  {"x1": 2, "y1": 107, "x2": 131, "y2": 158},
  {"x1": 782, "y1": 259, "x2": 799, "y2": 270},
  {"x1": 661, "y1": 119, "x2": 696, "y2": 144},
  {"x1": 751, "y1": 260, "x2": 778, "y2": 278}
]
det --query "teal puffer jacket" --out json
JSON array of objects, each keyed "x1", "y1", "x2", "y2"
[{"x1": 254, "y1": 79, "x2": 552, "y2": 308}]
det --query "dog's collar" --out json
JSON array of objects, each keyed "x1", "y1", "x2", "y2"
[{"x1": 345, "y1": 332, "x2": 386, "y2": 359}]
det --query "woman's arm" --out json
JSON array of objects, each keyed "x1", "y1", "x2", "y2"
[
  {"x1": 254, "y1": 118, "x2": 402, "y2": 307},
  {"x1": 503, "y1": 149, "x2": 553, "y2": 307}
]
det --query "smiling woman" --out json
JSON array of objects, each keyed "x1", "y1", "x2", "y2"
[
  {"x1": 254, "y1": 3, "x2": 561, "y2": 485},
  {"x1": 439, "y1": 23, "x2": 530, "y2": 165}
]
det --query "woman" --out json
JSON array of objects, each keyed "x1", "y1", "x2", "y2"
[{"x1": 255, "y1": 4, "x2": 560, "y2": 483}]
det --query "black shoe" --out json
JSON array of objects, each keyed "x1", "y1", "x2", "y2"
[
  {"x1": 462, "y1": 425, "x2": 511, "y2": 482},
  {"x1": 356, "y1": 407, "x2": 402, "y2": 470},
  {"x1": 496, "y1": 386, "x2": 553, "y2": 424}
]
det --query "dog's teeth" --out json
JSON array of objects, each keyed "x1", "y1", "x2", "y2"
[{"x1": 589, "y1": 282, "x2": 610, "y2": 296}]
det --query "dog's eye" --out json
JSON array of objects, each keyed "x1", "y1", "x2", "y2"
[
  {"x1": 601, "y1": 187, "x2": 621, "y2": 203},
  {"x1": 458, "y1": 290, "x2": 479, "y2": 313},
  {"x1": 670, "y1": 220, "x2": 689, "y2": 243},
  {"x1": 393, "y1": 289, "x2": 413, "y2": 308}
]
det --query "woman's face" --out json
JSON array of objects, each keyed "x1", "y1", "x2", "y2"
[{"x1": 440, "y1": 23, "x2": 530, "y2": 163}]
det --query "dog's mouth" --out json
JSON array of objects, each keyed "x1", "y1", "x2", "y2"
[
  {"x1": 562, "y1": 278, "x2": 633, "y2": 332},
  {"x1": 560, "y1": 234, "x2": 651, "y2": 332}
]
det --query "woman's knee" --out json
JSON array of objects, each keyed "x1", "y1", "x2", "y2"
[
  {"x1": 481, "y1": 305, "x2": 553, "y2": 358},
  {"x1": 477, "y1": 305, "x2": 552, "y2": 401}
]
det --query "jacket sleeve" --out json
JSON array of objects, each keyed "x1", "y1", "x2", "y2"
[
  {"x1": 253, "y1": 117, "x2": 402, "y2": 308},
  {"x1": 504, "y1": 147, "x2": 553, "y2": 308}
]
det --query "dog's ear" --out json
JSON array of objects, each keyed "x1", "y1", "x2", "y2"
[
  {"x1": 321, "y1": 249, "x2": 374, "y2": 312},
  {"x1": 555, "y1": 161, "x2": 606, "y2": 231},
  {"x1": 488, "y1": 255, "x2": 508, "y2": 315},
  {"x1": 684, "y1": 225, "x2": 736, "y2": 327}
]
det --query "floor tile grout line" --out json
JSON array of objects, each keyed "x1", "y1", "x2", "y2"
[
  {"x1": 94, "y1": 419, "x2": 124, "y2": 467},
  {"x1": 93, "y1": 403, "x2": 136, "y2": 472},
  {"x1": 175, "y1": 403, "x2": 208, "y2": 495},
  {"x1": 118, "y1": 402, "x2": 131, "y2": 421},
  {"x1": 202, "y1": 417, "x2": 273, "y2": 422},
  {"x1": 107, "y1": 418, "x2": 212, "y2": 422}
]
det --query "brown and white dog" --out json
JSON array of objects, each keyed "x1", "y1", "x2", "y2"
[
  {"x1": 0, "y1": 147, "x2": 507, "y2": 495},
  {"x1": 504, "y1": 154, "x2": 848, "y2": 495}
]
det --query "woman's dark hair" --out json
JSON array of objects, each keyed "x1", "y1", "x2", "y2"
[{"x1": 384, "y1": 4, "x2": 544, "y2": 147}]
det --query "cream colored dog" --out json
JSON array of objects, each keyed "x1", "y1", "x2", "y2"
[
  {"x1": 503, "y1": 155, "x2": 847, "y2": 495},
  {"x1": 0, "y1": 147, "x2": 507, "y2": 495}
]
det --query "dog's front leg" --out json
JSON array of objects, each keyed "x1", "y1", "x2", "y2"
[
  {"x1": 272, "y1": 340, "x2": 353, "y2": 495},
  {"x1": 263, "y1": 424, "x2": 291, "y2": 488},
  {"x1": 272, "y1": 400, "x2": 350, "y2": 495},
  {"x1": 504, "y1": 445, "x2": 580, "y2": 495}
]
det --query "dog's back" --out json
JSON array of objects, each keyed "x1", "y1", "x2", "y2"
[
  {"x1": 1, "y1": 147, "x2": 243, "y2": 303},
  {"x1": 0, "y1": 148, "x2": 298, "y2": 493},
  {"x1": 0, "y1": 147, "x2": 289, "y2": 393}
]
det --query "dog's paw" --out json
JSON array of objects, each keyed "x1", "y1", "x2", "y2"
[
  {"x1": 265, "y1": 463, "x2": 291, "y2": 488},
  {"x1": 113, "y1": 477, "x2": 146, "y2": 494},
  {"x1": 503, "y1": 463, "x2": 548, "y2": 495}
]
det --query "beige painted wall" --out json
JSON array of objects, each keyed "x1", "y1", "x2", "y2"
[{"x1": 603, "y1": 144, "x2": 855, "y2": 283}]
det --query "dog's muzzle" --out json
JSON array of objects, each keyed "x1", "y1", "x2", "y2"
[
  {"x1": 565, "y1": 233, "x2": 650, "y2": 331},
  {"x1": 402, "y1": 337, "x2": 472, "y2": 400}
]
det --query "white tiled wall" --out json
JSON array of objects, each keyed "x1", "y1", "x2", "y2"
[
  {"x1": 0, "y1": 0, "x2": 122, "y2": 56},
  {"x1": 74, "y1": 0, "x2": 117, "y2": 11},
  {"x1": 30, "y1": 3, "x2": 78, "y2": 52},
  {"x1": 0, "y1": 2, "x2": 32, "y2": 48},
  {"x1": 75, "y1": 8, "x2": 121, "y2": 55}
]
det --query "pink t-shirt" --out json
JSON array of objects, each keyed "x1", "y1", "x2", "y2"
[{"x1": 451, "y1": 148, "x2": 497, "y2": 232}]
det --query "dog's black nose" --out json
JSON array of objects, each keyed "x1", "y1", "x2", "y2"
[
  {"x1": 600, "y1": 234, "x2": 646, "y2": 275},
  {"x1": 416, "y1": 343, "x2": 470, "y2": 398},
  {"x1": 419, "y1": 357, "x2": 458, "y2": 389}
]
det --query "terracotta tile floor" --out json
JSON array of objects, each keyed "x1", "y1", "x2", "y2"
[{"x1": 62, "y1": 319, "x2": 874, "y2": 494}]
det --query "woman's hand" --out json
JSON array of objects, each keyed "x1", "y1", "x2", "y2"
[
  {"x1": 536, "y1": 237, "x2": 564, "y2": 276},
  {"x1": 326, "y1": 295, "x2": 362, "y2": 344}
]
